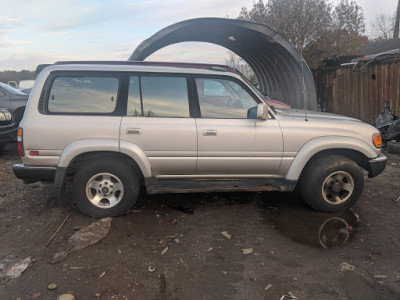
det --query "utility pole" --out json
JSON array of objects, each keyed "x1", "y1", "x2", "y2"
[{"x1": 394, "y1": 0, "x2": 400, "y2": 39}]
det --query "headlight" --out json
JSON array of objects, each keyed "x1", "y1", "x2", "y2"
[
  {"x1": 4, "y1": 111, "x2": 12, "y2": 120},
  {"x1": 0, "y1": 109, "x2": 12, "y2": 121}
]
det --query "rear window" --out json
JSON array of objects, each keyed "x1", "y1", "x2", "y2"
[{"x1": 47, "y1": 76, "x2": 119, "y2": 113}]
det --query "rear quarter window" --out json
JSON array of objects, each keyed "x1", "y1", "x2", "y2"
[{"x1": 47, "y1": 76, "x2": 119, "y2": 113}]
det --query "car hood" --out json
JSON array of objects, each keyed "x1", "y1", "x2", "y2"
[
  {"x1": 275, "y1": 109, "x2": 362, "y2": 123},
  {"x1": 10, "y1": 94, "x2": 29, "y2": 100}
]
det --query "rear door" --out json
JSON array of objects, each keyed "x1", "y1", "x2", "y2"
[
  {"x1": 120, "y1": 74, "x2": 197, "y2": 176},
  {"x1": 194, "y1": 77, "x2": 283, "y2": 175}
]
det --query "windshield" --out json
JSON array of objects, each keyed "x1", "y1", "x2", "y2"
[{"x1": 0, "y1": 82, "x2": 27, "y2": 96}]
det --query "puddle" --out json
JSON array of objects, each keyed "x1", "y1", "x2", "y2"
[{"x1": 261, "y1": 194, "x2": 359, "y2": 249}]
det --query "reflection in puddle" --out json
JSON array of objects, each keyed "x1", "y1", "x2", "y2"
[{"x1": 263, "y1": 197, "x2": 359, "y2": 248}]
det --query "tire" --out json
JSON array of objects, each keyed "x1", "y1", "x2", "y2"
[
  {"x1": 387, "y1": 140, "x2": 400, "y2": 154},
  {"x1": 72, "y1": 158, "x2": 141, "y2": 218},
  {"x1": 300, "y1": 154, "x2": 364, "y2": 212}
]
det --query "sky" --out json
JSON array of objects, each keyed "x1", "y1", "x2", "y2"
[{"x1": 0, "y1": 0, "x2": 398, "y2": 71}]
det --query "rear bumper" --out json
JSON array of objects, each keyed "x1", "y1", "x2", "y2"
[
  {"x1": 13, "y1": 163, "x2": 56, "y2": 183},
  {"x1": 367, "y1": 153, "x2": 387, "y2": 178}
]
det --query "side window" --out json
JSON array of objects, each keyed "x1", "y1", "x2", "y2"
[
  {"x1": 196, "y1": 78, "x2": 258, "y2": 119},
  {"x1": 127, "y1": 75, "x2": 189, "y2": 118},
  {"x1": 47, "y1": 76, "x2": 119, "y2": 113}
]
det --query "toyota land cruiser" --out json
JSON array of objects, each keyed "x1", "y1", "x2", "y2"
[{"x1": 13, "y1": 61, "x2": 387, "y2": 217}]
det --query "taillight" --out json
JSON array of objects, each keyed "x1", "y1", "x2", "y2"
[{"x1": 17, "y1": 128, "x2": 24, "y2": 157}]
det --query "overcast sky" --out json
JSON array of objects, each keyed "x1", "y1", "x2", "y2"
[{"x1": 0, "y1": 0, "x2": 397, "y2": 71}]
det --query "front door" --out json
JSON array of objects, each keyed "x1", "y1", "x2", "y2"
[{"x1": 194, "y1": 77, "x2": 283, "y2": 175}]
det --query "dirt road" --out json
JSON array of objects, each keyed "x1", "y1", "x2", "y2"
[{"x1": 0, "y1": 143, "x2": 399, "y2": 299}]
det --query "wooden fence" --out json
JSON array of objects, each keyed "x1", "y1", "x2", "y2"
[{"x1": 314, "y1": 59, "x2": 400, "y2": 123}]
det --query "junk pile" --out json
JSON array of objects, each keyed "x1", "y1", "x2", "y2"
[{"x1": 374, "y1": 101, "x2": 400, "y2": 154}]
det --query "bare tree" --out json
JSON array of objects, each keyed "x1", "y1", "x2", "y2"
[
  {"x1": 371, "y1": 14, "x2": 395, "y2": 40},
  {"x1": 225, "y1": 51, "x2": 244, "y2": 68},
  {"x1": 238, "y1": 0, "x2": 367, "y2": 68}
]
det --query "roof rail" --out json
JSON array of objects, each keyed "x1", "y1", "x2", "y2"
[{"x1": 53, "y1": 61, "x2": 236, "y2": 72}]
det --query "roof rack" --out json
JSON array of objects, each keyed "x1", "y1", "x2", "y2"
[{"x1": 53, "y1": 61, "x2": 235, "y2": 72}]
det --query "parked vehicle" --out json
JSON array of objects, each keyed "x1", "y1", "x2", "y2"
[
  {"x1": 0, "y1": 82, "x2": 29, "y2": 125},
  {"x1": 0, "y1": 108, "x2": 16, "y2": 149},
  {"x1": 13, "y1": 61, "x2": 386, "y2": 218},
  {"x1": 17, "y1": 80, "x2": 35, "y2": 94}
]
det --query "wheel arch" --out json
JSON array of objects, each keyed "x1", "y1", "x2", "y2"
[
  {"x1": 286, "y1": 136, "x2": 377, "y2": 181},
  {"x1": 67, "y1": 151, "x2": 144, "y2": 178},
  {"x1": 55, "y1": 139, "x2": 152, "y2": 190}
]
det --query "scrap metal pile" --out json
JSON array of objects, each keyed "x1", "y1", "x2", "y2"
[{"x1": 375, "y1": 101, "x2": 400, "y2": 154}]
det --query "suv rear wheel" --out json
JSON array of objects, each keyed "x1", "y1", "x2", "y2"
[
  {"x1": 300, "y1": 154, "x2": 364, "y2": 212},
  {"x1": 72, "y1": 158, "x2": 141, "y2": 218}
]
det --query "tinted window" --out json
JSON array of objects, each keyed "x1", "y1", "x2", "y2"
[
  {"x1": 48, "y1": 76, "x2": 119, "y2": 113},
  {"x1": 140, "y1": 76, "x2": 189, "y2": 118},
  {"x1": 196, "y1": 78, "x2": 258, "y2": 119}
]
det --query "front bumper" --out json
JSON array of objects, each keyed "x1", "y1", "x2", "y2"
[
  {"x1": 13, "y1": 163, "x2": 56, "y2": 183},
  {"x1": 367, "y1": 153, "x2": 387, "y2": 178}
]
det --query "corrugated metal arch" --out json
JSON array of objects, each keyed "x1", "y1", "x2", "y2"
[{"x1": 129, "y1": 18, "x2": 317, "y2": 110}]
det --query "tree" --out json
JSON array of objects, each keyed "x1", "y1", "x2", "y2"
[
  {"x1": 0, "y1": 70, "x2": 36, "y2": 85},
  {"x1": 371, "y1": 13, "x2": 395, "y2": 40},
  {"x1": 225, "y1": 51, "x2": 244, "y2": 68},
  {"x1": 238, "y1": 0, "x2": 367, "y2": 69}
]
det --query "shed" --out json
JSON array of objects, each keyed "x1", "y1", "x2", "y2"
[{"x1": 129, "y1": 18, "x2": 317, "y2": 110}]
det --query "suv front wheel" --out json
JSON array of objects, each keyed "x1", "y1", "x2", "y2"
[
  {"x1": 300, "y1": 154, "x2": 364, "y2": 212},
  {"x1": 72, "y1": 158, "x2": 141, "y2": 218}
]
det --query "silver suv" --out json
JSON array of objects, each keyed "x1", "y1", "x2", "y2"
[{"x1": 13, "y1": 61, "x2": 387, "y2": 217}]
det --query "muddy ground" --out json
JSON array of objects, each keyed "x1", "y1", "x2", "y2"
[{"x1": 0, "y1": 143, "x2": 399, "y2": 300}]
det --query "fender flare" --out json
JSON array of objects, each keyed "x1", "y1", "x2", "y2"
[
  {"x1": 57, "y1": 138, "x2": 152, "y2": 177},
  {"x1": 119, "y1": 140, "x2": 152, "y2": 178},
  {"x1": 285, "y1": 136, "x2": 378, "y2": 181},
  {"x1": 57, "y1": 138, "x2": 120, "y2": 167},
  {"x1": 54, "y1": 139, "x2": 152, "y2": 190}
]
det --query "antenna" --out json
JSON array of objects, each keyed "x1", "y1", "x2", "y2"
[{"x1": 300, "y1": 55, "x2": 308, "y2": 121}]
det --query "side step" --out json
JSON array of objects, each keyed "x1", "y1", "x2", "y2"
[{"x1": 146, "y1": 178, "x2": 293, "y2": 195}]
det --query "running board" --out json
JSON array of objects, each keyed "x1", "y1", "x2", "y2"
[{"x1": 146, "y1": 178, "x2": 295, "y2": 194}]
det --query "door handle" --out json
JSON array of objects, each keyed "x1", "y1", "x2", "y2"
[
  {"x1": 127, "y1": 128, "x2": 141, "y2": 135},
  {"x1": 203, "y1": 129, "x2": 217, "y2": 136}
]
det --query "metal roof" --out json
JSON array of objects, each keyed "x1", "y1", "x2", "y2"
[
  {"x1": 360, "y1": 39, "x2": 400, "y2": 56},
  {"x1": 129, "y1": 18, "x2": 317, "y2": 110}
]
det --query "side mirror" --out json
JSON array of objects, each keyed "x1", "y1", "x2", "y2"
[{"x1": 257, "y1": 103, "x2": 269, "y2": 120}]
